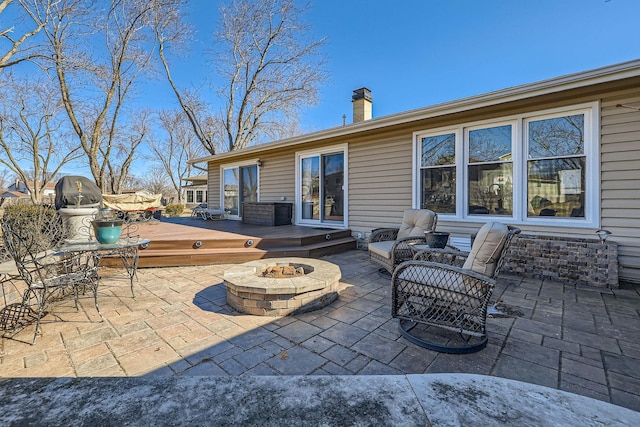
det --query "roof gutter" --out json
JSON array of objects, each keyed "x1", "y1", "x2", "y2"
[{"x1": 189, "y1": 58, "x2": 640, "y2": 165}]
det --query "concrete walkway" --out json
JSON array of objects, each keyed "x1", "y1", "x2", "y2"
[
  {"x1": 1, "y1": 249, "x2": 640, "y2": 423},
  {"x1": 1, "y1": 374, "x2": 639, "y2": 426}
]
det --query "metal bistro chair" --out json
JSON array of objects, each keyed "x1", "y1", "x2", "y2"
[
  {"x1": 391, "y1": 222, "x2": 520, "y2": 354},
  {"x1": 0, "y1": 207, "x2": 101, "y2": 344},
  {"x1": 0, "y1": 240, "x2": 40, "y2": 341},
  {"x1": 368, "y1": 209, "x2": 438, "y2": 276}
]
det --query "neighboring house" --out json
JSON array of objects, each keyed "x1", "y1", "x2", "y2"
[
  {"x1": 6, "y1": 180, "x2": 57, "y2": 201},
  {"x1": 0, "y1": 189, "x2": 30, "y2": 208},
  {"x1": 181, "y1": 175, "x2": 208, "y2": 207},
  {"x1": 1, "y1": 190, "x2": 29, "y2": 199},
  {"x1": 191, "y1": 59, "x2": 640, "y2": 283}
]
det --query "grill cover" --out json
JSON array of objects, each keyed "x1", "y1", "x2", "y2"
[{"x1": 54, "y1": 176, "x2": 102, "y2": 209}]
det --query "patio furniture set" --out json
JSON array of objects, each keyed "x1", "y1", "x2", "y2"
[
  {"x1": 368, "y1": 209, "x2": 520, "y2": 354},
  {"x1": 0, "y1": 207, "x2": 148, "y2": 344},
  {"x1": 1, "y1": 202, "x2": 517, "y2": 354}
]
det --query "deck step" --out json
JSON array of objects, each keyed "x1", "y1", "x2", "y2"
[
  {"x1": 136, "y1": 237, "x2": 357, "y2": 267},
  {"x1": 144, "y1": 229, "x2": 354, "y2": 251}
]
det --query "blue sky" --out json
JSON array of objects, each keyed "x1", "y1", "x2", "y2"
[
  {"x1": 146, "y1": 0, "x2": 640, "y2": 134},
  {"x1": 304, "y1": 0, "x2": 640, "y2": 129},
  {"x1": 5, "y1": 0, "x2": 640, "y2": 180}
]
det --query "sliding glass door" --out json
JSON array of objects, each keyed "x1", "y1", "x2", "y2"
[
  {"x1": 322, "y1": 153, "x2": 344, "y2": 222},
  {"x1": 299, "y1": 147, "x2": 345, "y2": 226},
  {"x1": 223, "y1": 164, "x2": 258, "y2": 218}
]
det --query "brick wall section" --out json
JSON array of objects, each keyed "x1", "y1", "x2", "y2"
[{"x1": 503, "y1": 234, "x2": 619, "y2": 288}]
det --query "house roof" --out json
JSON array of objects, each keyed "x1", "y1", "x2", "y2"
[
  {"x1": 8, "y1": 180, "x2": 57, "y2": 191},
  {"x1": 189, "y1": 58, "x2": 640, "y2": 165},
  {"x1": 31, "y1": 180, "x2": 57, "y2": 190},
  {"x1": 183, "y1": 175, "x2": 207, "y2": 183},
  {"x1": 1, "y1": 190, "x2": 30, "y2": 198}
]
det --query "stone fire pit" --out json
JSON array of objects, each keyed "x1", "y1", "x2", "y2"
[{"x1": 223, "y1": 258, "x2": 342, "y2": 316}]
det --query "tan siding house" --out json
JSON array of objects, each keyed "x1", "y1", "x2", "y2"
[
  {"x1": 601, "y1": 93, "x2": 640, "y2": 274},
  {"x1": 258, "y1": 153, "x2": 296, "y2": 203},
  {"x1": 192, "y1": 60, "x2": 640, "y2": 283},
  {"x1": 181, "y1": 175, "x2": 208, "y2": 207}
]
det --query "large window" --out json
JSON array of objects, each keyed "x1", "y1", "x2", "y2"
[
  {"x1": 526, "y1": 114, "x2": 585, "y2": 218},
  {"x1": 414, "y1": 103, "x2": 598, "y2": 227},
  {"x1": 467, "y1": 124, "x2": 513, "y2": 216},
  {"x1": 420, "y1": 133, "x2": 456, "y2": 213}
]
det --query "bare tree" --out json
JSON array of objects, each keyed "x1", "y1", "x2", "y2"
[
  {"x1": 156, "y1": 0, "x2": 326, "y2": 154},
  {"x1": 0, "y1": 0, "x2": 50, "y2": 70},
  {"x1": 147, "y1": 109, "x2": 206, "y2": 204},
  {"x1": 151, "y1": 0, "x2": 218, "y2": 152},
  {"x1": 0, "y1": 167, "x2": 11, "y2": 189},
  {"x1": 0, "y1": 74, "x2": 82, "y2": 203},
  {"x1": 139, "y1": 164, "x2": 173, "y2": 198},
  {"x1": 18, "y1": 0, "x2": 179, "y2": 193},
  {"x1": 102, "y1": 110, "x2": 151, "y2": 194}
]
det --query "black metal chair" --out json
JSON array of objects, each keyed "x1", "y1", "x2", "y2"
[
  {"x1": 0, "y1": 206, "x2": 101, "y2": 344},
  {"x1": 391, "y1": 222, "x2": 520, "y2": 354},
  {"x1": 1, "y1": 240, "x2": 39, "y2": 341}
]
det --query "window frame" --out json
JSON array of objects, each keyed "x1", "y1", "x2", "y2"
[
  {"x1": 412, "y1": 102, "x2": 600, "y2": 228},
  {"x1": 464, "y1": 120, "x2": 517, "y2": 218},
  {"x1": 295, "y1": 143, "x2": 348, "y2": 229},
  {"x1": 415, "y1": 128, "x2": 461, "y2": 215},
  {"x1": 219, "y1": 159, "x2": 262, "y2": 219}
]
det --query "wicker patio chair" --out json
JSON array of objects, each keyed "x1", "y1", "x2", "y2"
[
  {"x1": 391, "y1": 222, "x2": 520, "y2": 354},
  {"x1": 368, "y1": 209, "x2": 438, "y2": 275},
  {"x1": 1, "y1": 207, "x2": 100, "y2": 344}
]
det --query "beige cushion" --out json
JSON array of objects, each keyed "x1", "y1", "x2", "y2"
[
  {"x1": 463, "y1": 222, "x2": 509, "y2": 277},
  {"x1": 397, "y1": 266, "x2": 476, "y2": 306},
  {"x1": 397, "y1": 209, "x2": 437, "y2": 239},
  {"x1": 368, "y1": 240, "x2": 394, "y2": 259}
]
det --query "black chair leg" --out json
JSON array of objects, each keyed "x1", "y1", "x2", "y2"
[{"x1": 398, "y1": 319, "x2": 488, "y2": 354}]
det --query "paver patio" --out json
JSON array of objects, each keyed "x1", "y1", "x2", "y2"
[{"x1": 1, "y1": 249, "x2": 639, "y2": 413}]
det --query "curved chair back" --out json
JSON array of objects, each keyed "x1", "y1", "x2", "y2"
[
  {"x1": 1, "y1": 206, "x2": 69, "y2": 285},
  {"x1": 463, "y1": 222, "x2": 520, "y2": 279},
  {"x1": 397, "y1": 209, "x2": 437, "y2": 239}
]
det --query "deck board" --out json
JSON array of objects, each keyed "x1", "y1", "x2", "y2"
[
  {"x1": 132, "y1": 217, "x2": 340, "y2": 240},
  {"x1": 127, "y1": 218, "x2": 356, "y2": 267}
]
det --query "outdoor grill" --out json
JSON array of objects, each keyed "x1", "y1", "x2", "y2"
[
  {"x1": 55, "y1": 176, "x2": 102, "y2": 241},
  {"x1": 54, "y1": 176, "x2": 102, "y2": 210}
]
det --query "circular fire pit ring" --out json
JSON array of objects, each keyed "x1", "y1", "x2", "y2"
[{"x1": 224, "y1": 258, "x2": 342, "y2": 316}]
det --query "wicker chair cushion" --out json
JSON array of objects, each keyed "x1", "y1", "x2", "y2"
[
  {"x1": 463, "y1": 222, "x2": 509, "y2": 277},
  {"x1": 396, "y1": 265, "x2": 479, "y2": 306},
  {"x1": 397, "y1": 209, "x2": 437, "y2": 240},
  {"x1": 368, "y1": 240, "x2": 395, "y2": 259}
]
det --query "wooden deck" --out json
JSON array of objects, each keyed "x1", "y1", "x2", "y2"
[{"x1": 130, "y1": 217, "x2": 357, "y2": 267}]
